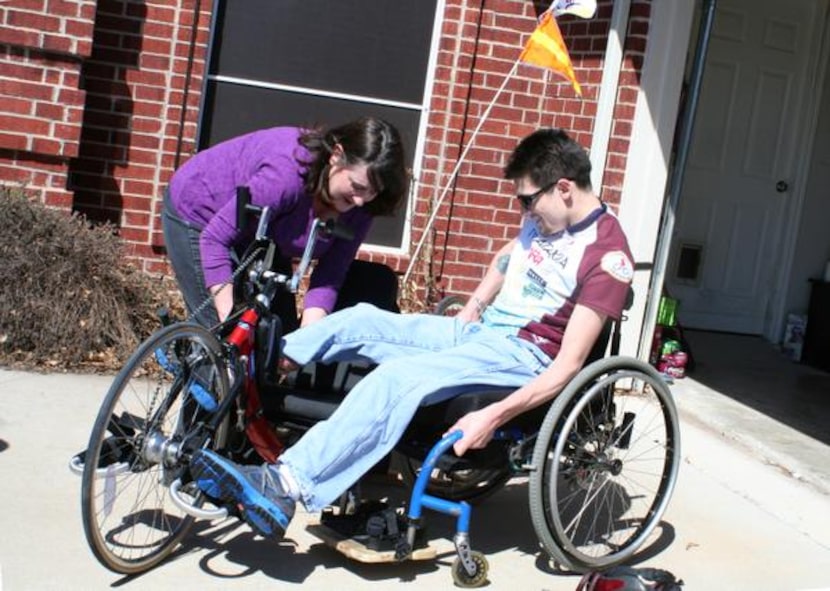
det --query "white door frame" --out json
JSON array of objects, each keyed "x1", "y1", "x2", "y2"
[
  {"x1": 618, "y1": 0, "x2": 830, "y2": 358},
  {"x1": 616, "y1": 0, "x2": 697, "y2": 359}
]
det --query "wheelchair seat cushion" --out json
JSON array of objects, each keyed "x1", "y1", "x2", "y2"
[{"x1": 412, "y1": 387, "x2": 550, "y2": 434}]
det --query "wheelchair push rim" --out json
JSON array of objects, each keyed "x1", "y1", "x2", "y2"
[{"x1": 529, "y1": 356, "x2": 681, "y2": 572}]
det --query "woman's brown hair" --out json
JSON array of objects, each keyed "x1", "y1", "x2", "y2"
[{"x1": 298, "y1": 117, "x2": 409, "y2": 216}]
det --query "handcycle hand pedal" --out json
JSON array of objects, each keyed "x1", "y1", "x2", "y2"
[
  {"x1": 68, "y1": 412, "x2": 141, "y2": 476},
  {"x1": 256, "y1": 313, "x2": 283, "y2": 389},
  {"x1": 319, "y1": 218, "x2": 355, "y2": 241},
  {"x1": 168, "y1": 478, "x2": 231, "y2": 520}
]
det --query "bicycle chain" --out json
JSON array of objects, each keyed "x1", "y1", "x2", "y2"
[
  {"x1": 143, "y1": 246, "x2": 265, "y2": 438},
  {"x1": 186, "y1": 245, "x2": 265, "y2": 327}
]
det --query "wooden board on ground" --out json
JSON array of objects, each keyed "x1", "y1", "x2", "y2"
[{"x1": 307, "y1": 522, "x2": 437, "y2": 563}]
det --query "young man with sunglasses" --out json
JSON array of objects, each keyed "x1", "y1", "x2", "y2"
[{"x1": 189, "y1": 128, "x2": 635, "y2": 540}]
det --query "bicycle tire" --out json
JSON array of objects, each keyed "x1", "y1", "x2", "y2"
[
  {"x1": 80, "y1": 322, "x2": 230, "y2": 574},
  {"x1": 528, "y1": 356, "x2": 680, "y2": 572},
  {"x1": 434, "y1": 295, "x2": 465, "y2": 316}
]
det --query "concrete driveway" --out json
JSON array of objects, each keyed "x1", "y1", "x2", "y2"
[{"x1": 0, "y1": 368, "x2": 828, "y2": 590}]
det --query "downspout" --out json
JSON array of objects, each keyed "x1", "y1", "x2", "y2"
[
  {"x1": 636, "y1": 0, "x2": 718, "y2": 359},
  {"x1": 589, "y1": 0, "x2": 631, "y2": 191},
  {"x1": 173, "y1": 0, "x2": 204, "y2": 170}
]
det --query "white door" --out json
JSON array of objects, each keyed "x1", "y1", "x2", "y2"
[{"x1": 667, "y1": 0, "x2": 820, "y2": 334}]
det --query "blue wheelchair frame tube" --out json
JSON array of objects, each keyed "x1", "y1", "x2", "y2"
[{"x1": 407, "y1": 431, "x2": 472, "y2": 534}]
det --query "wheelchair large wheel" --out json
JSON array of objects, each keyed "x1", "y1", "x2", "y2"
[
  {"x1": 529, "y1": 356, "x2": 680, "y2": 572},
  {"x1": 80, "y1": 322, "x2": 230, "y2": 574}
]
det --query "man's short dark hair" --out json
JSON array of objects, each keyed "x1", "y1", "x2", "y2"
[{"x1": 504, "y1": 128, "x2": 592, "y2": 190}]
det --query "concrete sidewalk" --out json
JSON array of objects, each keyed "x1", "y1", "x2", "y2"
[
  {"x1": 672, "y1": 374, "x2": 830, "y2": 497},
  {"x1": 0, "y1": 368, "x2": 828, "y2": 590},
  {"x1": 673, "y1": 328, "x2": 830, "y2": 498}
]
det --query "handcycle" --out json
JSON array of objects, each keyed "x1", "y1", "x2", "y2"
[{"x1": 72, "y1": 187, "x2": 681, "y2": 587}]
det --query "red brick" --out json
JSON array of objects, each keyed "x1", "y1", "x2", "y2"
[
  {"x1": 41, "y1": 34, "x2": 74, "y2": 54},
  {"x1": 119, "y1": 227, "x2": 150, "y2": 243},
  {"x1": 123, "y1": 210, "x2": 151, "y2": 227},
  {"x1": 122, "y1": 180, "x2": 157, "y2": 196},
  {"x1": 0, "y1": 133, "x2": 29, "y2": 151},
  {"x1": 139, "y1": 53, "x2": 170, "y2": 71},
  {"x1": 0, "y1": 62, "x2": 46, "y2": 81},
  {"x1": 7, "y1": 12, "x2": 61, "y2": 33},
  {"x1": 6, "y1": 0, "x2": 47, "y2": 10},
  {"x1": 34, "y1": 101, "x2": 65, "y2": 120},
  {"x1": 43, "y1": 191, "x2": 73, "y2": 209},
  {"x1": 31, "y1": 137, "x2": 62, "y2": 154},
  {"x1": 0, "y1": 96, "x2": 34, "y2": 115},
  {"x1": 0, "y1": 79, "x2": 54, "y2": 101},
  {"x1": 118, "y1": 163, "x2": 157, "y2": 180},
  {"x1": 0, "y1": 26, "x2": 40, "y2": 47},
  {"x1": 0, "y1": 114, "x2": 50, "y2": 135}
]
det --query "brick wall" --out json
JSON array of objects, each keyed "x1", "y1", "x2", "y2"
[
  {"x1": 0, "y1": 0, "x2": 95, "y2": 208},
  {"x1": 0, "y1": 0, "x2": 650, "y2": 301},
  {"x1": 0, "y1": 0, "x2": 210, "y2": 275},
  {"x1": 66, "y1": 0, "x2": 211, "y2": 274},
  {"x1": 411, "y1": 0, "x2": 650, "y2": 301}
]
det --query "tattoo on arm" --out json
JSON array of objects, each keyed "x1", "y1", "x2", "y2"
[{"x1": 496, "y1": 254, "x2": 510, "y2": 274}]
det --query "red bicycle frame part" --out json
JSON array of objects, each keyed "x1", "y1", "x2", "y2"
[{"x1": 226, "y1": 307, "x2": 286, "y2": 463}]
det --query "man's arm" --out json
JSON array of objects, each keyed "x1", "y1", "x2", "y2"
[
  {"x1": 455, "y1": 239, "x2": 515, "y2": 323},
  {"x1": 448, "y1": 303, "x2": 607, "y2": 456}
]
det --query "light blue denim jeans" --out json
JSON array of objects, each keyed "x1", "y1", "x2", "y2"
[{"x1": 279, "y1": 303, "x2": 551, "y2": 511}]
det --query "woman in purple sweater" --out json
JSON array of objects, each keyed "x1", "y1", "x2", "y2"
[{"x1": 162, "y1": 117, "x2": 408, "y2": 328}]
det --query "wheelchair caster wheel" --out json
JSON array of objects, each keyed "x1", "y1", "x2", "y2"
[{"x1": 451, "y1": 551, "x2": 489, "y2": 588}]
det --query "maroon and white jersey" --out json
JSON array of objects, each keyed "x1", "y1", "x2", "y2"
[{"x1": 481, "y1": 205, "x2": 633, "y2": 359}]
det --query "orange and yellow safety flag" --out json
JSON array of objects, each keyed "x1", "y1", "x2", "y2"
[{"x1": 519, "y1": 11, "x2": 581, "y2": 96}]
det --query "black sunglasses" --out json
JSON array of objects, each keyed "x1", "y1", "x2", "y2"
[{"x1": 516, "y1": 182, "x2": 555, "y2": 210}]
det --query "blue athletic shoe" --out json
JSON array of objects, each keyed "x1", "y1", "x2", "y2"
[{"x1": 190, "y1": 449, "x2": 295, "y2": 539}]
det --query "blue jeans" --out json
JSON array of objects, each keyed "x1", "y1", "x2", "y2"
[
  {"x1": 279, "y1": 303, "x2": 551, "y2": 511},
  {"x1": 161, "y1": 191, "x2": 220, "y2": 327}
]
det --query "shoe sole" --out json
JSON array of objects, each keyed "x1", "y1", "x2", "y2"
[{"x1": 191, "y1": 452, "x2": 290, "y2": 539}]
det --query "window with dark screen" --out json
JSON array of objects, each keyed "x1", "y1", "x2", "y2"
[{"x1": 197, "y1": 0, "x2": 440, "y2": 249}]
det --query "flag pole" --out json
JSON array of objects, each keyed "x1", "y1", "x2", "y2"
[{"x1": 403, "y1": 57, "x2": 522, "y2": 285}]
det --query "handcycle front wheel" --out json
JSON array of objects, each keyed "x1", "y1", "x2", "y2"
[
  {"x1": 528, "y1": 356, "x2": 680, "y2": 572},
  {"x1": 80, "y1": 322, "x2": 230, "y2": 574}
]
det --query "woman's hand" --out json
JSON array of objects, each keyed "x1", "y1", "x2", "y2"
[
  {"x1": 300, "y1": 306, "x2": 328, "y2": 327},
  {"x1": 210, "y1": 284, "x2": 234, "y2": 321}
]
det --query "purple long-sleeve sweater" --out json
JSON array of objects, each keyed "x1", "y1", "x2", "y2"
[{"x1": 167, "y1": 127, "x2": 372, "y2": 312}]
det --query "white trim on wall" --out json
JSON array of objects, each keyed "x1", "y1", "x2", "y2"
[
  {"x1": 590, "y1": 0, "x2": 631, "y2": 191},
  {"x1": 617, "y1": 0, "x2": 696, "y2": 359},
  {"x1": 395, "y1": 0, "x2": 447, "y2": 258},
  {"x1": 207, "y1": 75, "x2": 425, "y2": 112}
]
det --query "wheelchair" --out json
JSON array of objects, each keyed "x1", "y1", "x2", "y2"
[{"x1": 72, "y1": 188, "x2": 681, "y2": 587}]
